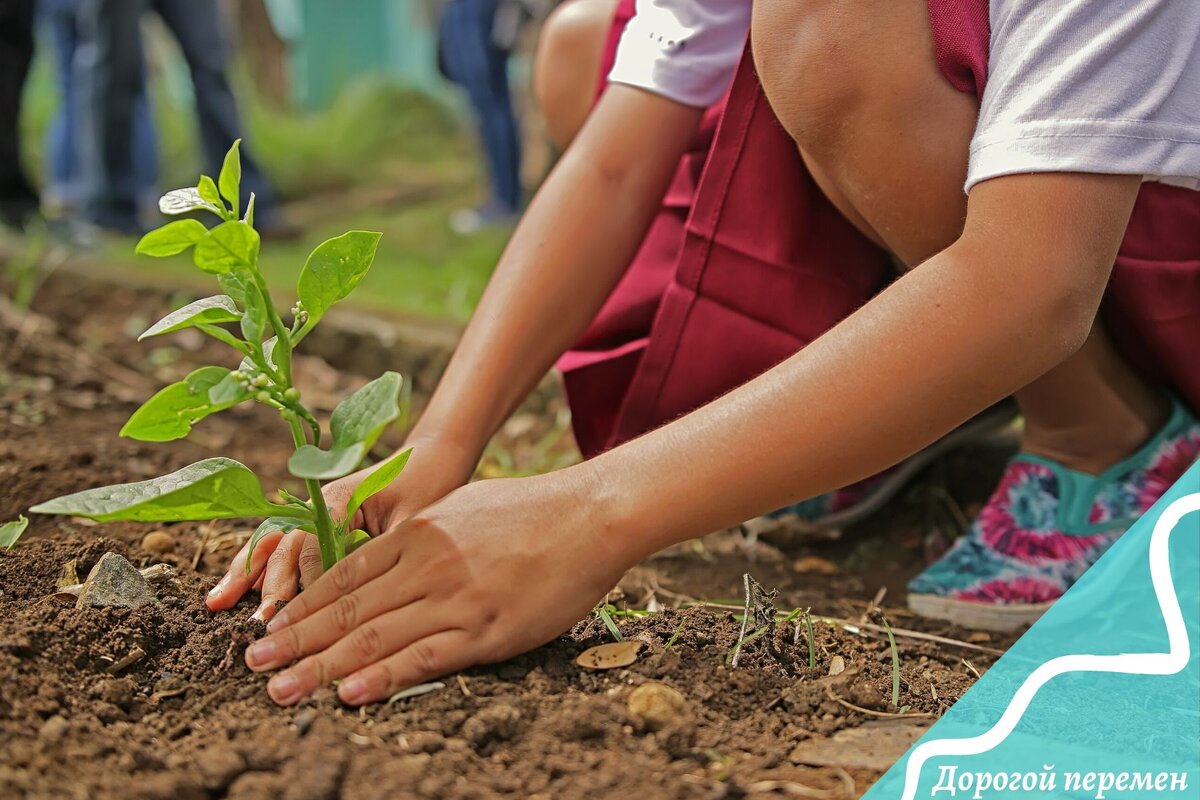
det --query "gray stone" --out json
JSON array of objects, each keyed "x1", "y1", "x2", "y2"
[{"x1": 76, "y1": 553, "x2": 158, "y2": 610}]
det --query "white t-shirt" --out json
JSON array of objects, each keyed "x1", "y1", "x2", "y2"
[{"x1": 608, "y1": 0, "x2": 1200, "y2": 192}]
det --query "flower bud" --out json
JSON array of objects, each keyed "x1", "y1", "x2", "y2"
[
  {"x1": 252, "y1": 374, "x2": 269, "y2": 388},
  {"x1": 283, "y1": 387, "x2": 301, "y2": 403},
  {"x1": 255, "y1": 390, "x2": 272, "y2": 403}
]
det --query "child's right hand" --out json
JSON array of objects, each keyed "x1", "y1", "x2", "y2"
[{"x1": 204, "y1": 435, "x2": 476, "y2": 620}]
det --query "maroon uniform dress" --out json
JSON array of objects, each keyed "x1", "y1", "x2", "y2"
[{"x1": 558, "y1": 0, "x2": 1200, "y2": 459}]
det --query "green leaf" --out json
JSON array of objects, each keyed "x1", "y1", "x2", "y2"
[
  {"x1": 296, "y1": 231, "x2": 382, "y2": 326},
  {"x1": 240, "y1": 283, "x2": 268, "y2": 343},
  {"x1": 197, "y1": 175, "x2": 224, "y2": 212},
  {"x1": 346, "y1": 448, "x2": 412, "y2": 520},
  {"x1": 139, "y1": 295, "x2": 241, "y2": 340},
  {"x1": 0, "y1": 516, "x2": 29, "y2": 550},
  {"x1": 344, "y1": 528, "x2": 371, "y2": 555},
  {"x1": 193, "y1": 221, "x2": 259, "y2": 275},
  {"x1": 135, "y1": 220, "x2": 208, "y2": 257},
  {"x1": 245, "y1": 516, "x2": 311, "y2": 573},
  {"x1": 159, "y1": 187, "x2": 222, "y2": 217},
  {"x1": 331, "y1": 372, "x2": 403, "y2": 450},
  {"x1": 30, "y1": 458, "x2": 286, "y2": 522},
  {"x1": 120, "y1": 367, "x2": 247, "y2": 442},
  {"x1": 285, "y1": 372, "x2": 404, "y2": 481},
  {"x1": 219, "y1": 140, "x2": 242, "y2": 217},
  {"x1": 288, "y1": 444, "x2": 367, "y2": 481},
  {"x1": 217, "y1": 269, "x2": 251, "y2": 305}
]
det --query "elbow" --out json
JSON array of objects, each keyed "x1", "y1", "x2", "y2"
[{"x1": 1024, "y1": 261, "x2": 1107, "y2": 368}]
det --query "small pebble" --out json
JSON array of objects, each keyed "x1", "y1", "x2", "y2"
[{"x1": 627, "y1": 682, "x2": 689, "y2": 732}]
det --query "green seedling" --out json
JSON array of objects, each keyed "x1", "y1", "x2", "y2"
[
  {"x1": 726, "y1": 624, "x2": 770, "y2": 665},
  {"x1": 881, "y1": 614, "x2": 904, "y2": 711},
  {"x1": 28, "y1": 142, "x2": 410, "y2": 573},
  {"x1": 0, "y1": 515, "x2": 29, "y2": 549},
  {"x1": 782, "y1": 607, "x2": 817, "y2": 670},
  {"x1": 664, "y1": 620, "x2": 686, "y2": 650},
  {"x1": 596, "y1": 603, "x2": 623, "y2": 642}
]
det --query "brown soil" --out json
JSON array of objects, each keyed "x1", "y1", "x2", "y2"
[{"x1": 0, "y1": 273, "x2": 1016, "y2": 799}]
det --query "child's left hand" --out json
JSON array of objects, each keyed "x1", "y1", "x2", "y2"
[{"x1": 242, "y1": 471, "x2": 628, "y2": 706}]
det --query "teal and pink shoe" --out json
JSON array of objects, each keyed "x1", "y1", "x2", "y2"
[{"x1": 907, "y1": 398, "x2": 1200, "y2": 631}]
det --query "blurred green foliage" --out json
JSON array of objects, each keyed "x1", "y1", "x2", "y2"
[{"x1": 16, "y1": 38, "x2": 509, "y2": 323}]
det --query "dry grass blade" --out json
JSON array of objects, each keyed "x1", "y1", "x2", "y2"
[
  {"x1": 684, "y1": 602, "x2": 1004, "y2": 656},
  {"x1": 743, "y1": 778, "x2": 844, "y2": 798},
  {"x1": 386, "y1": 682, "x2": 445, "y2": 705},
  {"x1": 823, "y1": 686, "x2": 933, "y2": 720}
]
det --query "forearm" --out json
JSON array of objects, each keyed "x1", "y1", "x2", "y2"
[
  {"x1": 584, "y1": 237, "x2": 1103, "y2": 561},
  {"x1": 412, "y1": 87, "x2": 702, "y2": 461}
]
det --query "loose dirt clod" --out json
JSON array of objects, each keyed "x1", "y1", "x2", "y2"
[
  {"x1": 75, "y1": 552, "x2": 158, "y2": 609},
  {"x1": 627, "y1": 682, "x2": 689, "y2": 732},
  {"x1": 461, "y1": 703, "x2": 523, "y2": 748},
  {"x1": 141, "y1": 531, "x2": 175, "y2": 555}
]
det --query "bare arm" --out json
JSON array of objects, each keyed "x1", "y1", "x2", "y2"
[
  {"x1": 411, "y1": 86, "x2": 704, "y2": 473},
  {"x1": 590, "y1": 173, "x2": 1142, "y2": 560}
]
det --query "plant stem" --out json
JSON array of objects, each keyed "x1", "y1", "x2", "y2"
[
  {"x1": 287, "y1": 415, "x2": 338, "y2": 570},
  {"x1": 250, "y1": 270, "x2": 294, "y2": 386}
]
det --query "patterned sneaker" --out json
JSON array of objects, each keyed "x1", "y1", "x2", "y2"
[
  {"x1": 766, "y1": 402, "x2": 1017, "y2": 531},
  {"x1": 907, "y1": 397, "x2": 1200, "y2": 631}
]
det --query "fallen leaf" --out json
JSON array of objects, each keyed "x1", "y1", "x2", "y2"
[
  {"x1": 576, "y1": 641, "x2": 643, "y2": 670},
  {"x1": 791, "y1": 556, "x2": 839, "y2": 575},
  {"x1": 828, "y1": 655, "x2": 847, "y2": 676},
  {"x1": 790, "y1": 719, "x2": 929, "y2": 771}
]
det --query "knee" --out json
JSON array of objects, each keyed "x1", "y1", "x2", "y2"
[
  {"x1": 533, "y1": 0, "x2": 617, "y2": 149},
  {"x1": 751, "y1": 0, "x2": 876, "y2": 155}
]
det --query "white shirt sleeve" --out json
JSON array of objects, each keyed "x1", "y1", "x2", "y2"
[
  {"x1": 968, "y1": 0, "x2": 1200, "y2": 192},
  {"x1": 607, "y1": 0, "x2": 751, "y2": 108}
]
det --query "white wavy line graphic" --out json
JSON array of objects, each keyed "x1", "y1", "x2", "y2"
[{"x1": 901, "y1": 492, "x2": 1200, "y2": 800}]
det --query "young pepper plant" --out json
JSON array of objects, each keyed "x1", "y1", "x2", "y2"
[{"x1": 30, "y1": 141, "x2": 411, "y2": 572}]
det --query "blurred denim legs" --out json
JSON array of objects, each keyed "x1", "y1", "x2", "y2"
[
  {"x1": 40, "y1": 0, "x2": 157, "y2": 214},
  {"x1": 152, "y1": 0, "x2": 276, "y2": 218},
  {"x1": 76, "y1": 0, "x2": 276, "y2": 232},
  {"x1": 0, "y1": 0, "x2": 40, "y2": 227},
  {"x1": 439, "y1": 0, "x2": 522, "y2": 213}
]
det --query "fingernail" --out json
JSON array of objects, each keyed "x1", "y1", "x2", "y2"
[
  {"x1": 339, "y1": 676, "x2": 367, "y2": 705},
  {"x1": 251, "y1": 602, "x2": 269, "y2": 623},
  {"x1": 245, "y1": 639, "x2": 277, "y2": 669},
  {"x1": 268, "y1": 673, "x2": 300, "y2": 704},
  {"x1": 266, "y1": 609, "x2": 289, "y2": 633},
  {"x1": 207, "y1": 574, "x2": 230, "y2": 599}
]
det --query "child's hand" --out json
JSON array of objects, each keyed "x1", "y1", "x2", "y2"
[
  {"x1": 241, "y1": 470, "x2": 627, "y2": 706},
  {"x1": 204, "y1": 435, "x2": 476, "y2": 619}
]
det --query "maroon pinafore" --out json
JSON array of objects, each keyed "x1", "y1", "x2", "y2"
[{"x1": 558, "y1": 0, "x2": 1200, "y2": 459}]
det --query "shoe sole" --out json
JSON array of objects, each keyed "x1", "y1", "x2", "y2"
[
  {"x1": 907, "y1": 592, "x2": 1051, "y2": 632},
  {"x1": 785, "y1": 401, "x2": 1019, "y2": 532}
]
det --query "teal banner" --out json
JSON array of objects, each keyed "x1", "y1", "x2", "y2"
[{"x1": 866, "y1": 461, "x2": 1200, "y2": 799}]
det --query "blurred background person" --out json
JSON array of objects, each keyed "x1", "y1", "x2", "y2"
[
  {"x1": 39, "y1": 0, "x2": 158, "y2": 226},
  {"x1": 75, "y1": 0, "x2": 288, "y2": 235},
  {"x1": 439, "y1": 0, "x2": 524, "y2": 234},
  {"x1": 0, "y1": 0, "x2": 40, "y2": 230}
]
